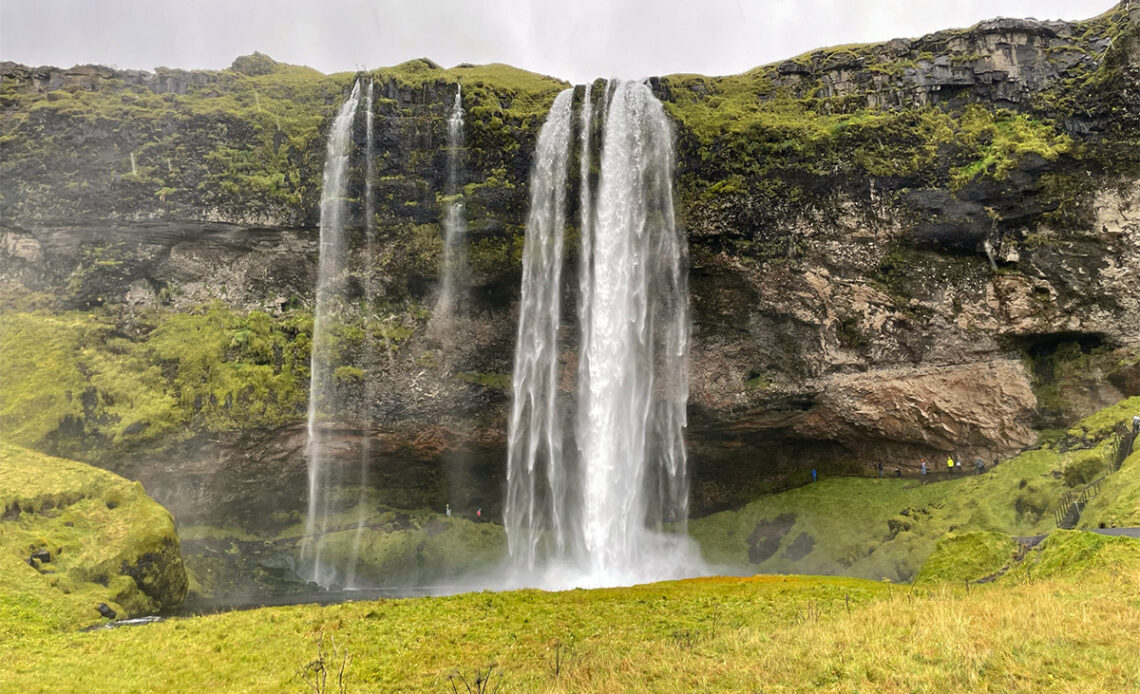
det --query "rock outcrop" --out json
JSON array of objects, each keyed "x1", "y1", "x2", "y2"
[{"x1": 0, "y1": 442, "x2": 188, "y2": 631}]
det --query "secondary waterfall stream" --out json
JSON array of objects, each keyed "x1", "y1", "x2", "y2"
[
  {"x1": 301, "y1": 79, "x2": 361, "y2": 587},
  {"x1": 345, "y1": 78, "x2": 377, "y2": 590},
  {"x1": 432, "y1": 84, "x2": 467, "y2": 334},
  {"x1": 505, "y1": 81, "x2": 705, "y2": 589}
]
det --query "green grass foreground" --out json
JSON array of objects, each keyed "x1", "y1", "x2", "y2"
[{"x1": 3, "y1": 559, "x2": 1137, "y2": 693}]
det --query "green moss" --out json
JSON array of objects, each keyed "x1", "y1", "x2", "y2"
[
  {"x1": 1066, "y1": 395, "x2": 1140, "y2": 441},
  {"x1": 467, "y1": 234, "x2": 526, "y2": 278},
  {"x1": 1078, "y1": 449, "x2": 1140, "y2": 529},
  {"x1": 333, "y1": 365, "x2": 365, "y2": 385},
  {"x1": 0, "y1": 303, "x2": 312, "y2": 462},
  {"x1": 455, "y1": 371, "x2": 511, "y2": 390},
  {"x1": 0, "y1": 442, "x2": 187, "y2": 635},
  {"x1": 1062, "y1": 448, "x2": 1106, "y2": 487},
  {"x1": 1008, "y1": 529, "x2": 1140, "y2": 581},
  {"x1": 690, "y1": 447, "x2": 1072, "y2": 582},
  {"x1": 946, "y1": 108, "x2": 1071, "y2": 188},
  {"x1": 914, "y1": 531, "x2": 1020, "y2": 584}
]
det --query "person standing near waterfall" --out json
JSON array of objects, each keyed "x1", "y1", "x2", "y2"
[{"x1": 947, "y1": 456, "x2": 955, "y2": 474}]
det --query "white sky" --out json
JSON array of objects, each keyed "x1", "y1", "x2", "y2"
[{"x1": 0, "y1": 0, "x2": 1118, "y2": 83}]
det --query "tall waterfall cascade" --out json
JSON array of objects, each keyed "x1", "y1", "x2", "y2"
[
  {"x1": 505, "y1": 81, "x2": 705, "y2": 589},
  {"x1": 345, "y1": 78, "x2": 378, "y2": 590},
  {"x1": 301, "y1": 79, "x2": 362, "y2": 587},
  {"x1": 432, "y1": 84, "x2": 468, "y2": 334}
]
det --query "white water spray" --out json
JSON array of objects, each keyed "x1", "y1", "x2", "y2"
[{"x1": 302, "y1": 79, "x2": 361, "y2": 587}]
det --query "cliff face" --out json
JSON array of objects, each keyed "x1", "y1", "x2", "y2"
[{"x1": 1, "y1": 3, "x2": 1138, "y2": 524}]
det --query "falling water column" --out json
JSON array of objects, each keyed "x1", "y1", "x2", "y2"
[
  {"x1": 344, "y1": 79, "x2": 376, "y2": 590},
  {"x1": 302, "y1": 79, "x2": 361, "y2": 586},
  {"x1": 505, "y1": 81, "x2": 702, "y2": 588},
  {"x1": 504, "y1": 88, "x2": 576, "y2": 572},
  {"x1": 579, "y1": 80, "x2": 691, "y2": 579}
]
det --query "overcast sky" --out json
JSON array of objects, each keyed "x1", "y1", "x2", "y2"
[{"x1": 0, "y1": 0, "x2": 1117, "y2": 83}]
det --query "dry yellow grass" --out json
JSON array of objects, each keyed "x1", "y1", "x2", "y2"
[{"x1": 2, "y1": 565, "x2": 1136, "y2": 692}]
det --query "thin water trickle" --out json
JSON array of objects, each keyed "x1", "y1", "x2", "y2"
[
  {"x1": 432, "y1": 83, "x2": 468, "y2": 336},
  {"x1": 345, "y1": 79, "x2": 377, "y2": 590},
  {"x1": 301, "y1": 79, "x2": 361, "y2": 587}
]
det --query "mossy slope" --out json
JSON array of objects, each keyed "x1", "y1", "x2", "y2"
[
  {"x1": 691, "y1": 398, "x2": 1137, "y2": 581},
  {"x1": 1079, "y1": 448, "x2": 1140, "y2": 528},
  {"x1": 0, "y1": 441, "x2": 188, "y2": 635},
  {"x1": 914, "y1": 530, "x2": 1022, "y2": 584}
]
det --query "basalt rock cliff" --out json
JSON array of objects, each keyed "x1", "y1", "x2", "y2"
[{"x1": 1, "y1": 2, "x2": 1138, "y2": 527}]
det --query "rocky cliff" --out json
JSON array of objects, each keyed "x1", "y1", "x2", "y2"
[{"x1": 1, "y1": 2, "x2": 1138, "y2": 526}]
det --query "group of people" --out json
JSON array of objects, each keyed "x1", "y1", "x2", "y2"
[
  {"x1": 443, "y1": 504, "x2": 483, "y2": 520},
  {"x1": 877, "y1": 454, "x2": 999, "y2": 478}
]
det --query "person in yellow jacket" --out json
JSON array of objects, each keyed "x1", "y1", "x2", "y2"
[{"x1": 946, "y1": 456, "x2": 955, "y2": 474}]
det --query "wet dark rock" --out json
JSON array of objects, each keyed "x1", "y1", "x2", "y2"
[
  {"x1": 903, "y1": 190, "x2": 990, "y2": 253},
  {"x1": 31, "y1": 549, "x2": 51, "y2": 563},
  {"x1": 96, "y1": 603, "x2": 117, "y2": 620},
  {"x1": 782, "y1": 532, "x2": 815, "y2": 561},
  {"x1": 747, "y1": 513, "x2": 796, "y2": 564},
  {"x1": 888, "y1": 516, "x2": 914, "y2": 538}
]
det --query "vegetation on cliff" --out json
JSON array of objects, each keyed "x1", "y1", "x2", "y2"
[
  {"x1": 0, "y1": 54, "x2": 565, "y2": 228},
  {"x1": 0, "y1": 302, "x2": 312, "y2": 463},
  {"x1": 0, "y1": 442, "x2": 187, "y2": 635}
]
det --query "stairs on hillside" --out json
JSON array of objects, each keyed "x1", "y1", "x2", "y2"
[{"x1": 1052, "y1": 423, "x2": 1135, "y2": 530}]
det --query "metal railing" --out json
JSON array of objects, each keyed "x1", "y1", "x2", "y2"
[{"x1": 1051, "y1": 422, "x2": 1135, "y2": 529}]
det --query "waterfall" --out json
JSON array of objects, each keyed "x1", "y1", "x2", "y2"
[
  {"x1": 432, "y1": 84, "x2": 468, "y2": 334},
  {"x1": 505, "y1": 88, "x2": 576, "y2": 571},
  {"x1": 505, "y1": 81, "x2": 704, "y2": 588},
  {"x1": 301, "y1": 79, "x2": 361, "y2": 587},
  {"x1": 575, "y1": 81, "x2": 597, "y2": 490},
  {"x1": 344, "y1": 79, "x2": 376, "y2": 590}
]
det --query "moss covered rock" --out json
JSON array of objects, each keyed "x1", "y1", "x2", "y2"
[
  {"x1": 1008, "y1": 529, "x2": 1140, "y2": 580},
  {"x1": 914, "y1": 531, "x2": 1020, "y2": 584},
  {"x1": 317, "y1": 516, "x2": 506, "y2": 586},
  {"x1": 1078, "y1": 448, "x2": 1140, "y2": 529},
  {"x1": 0, "y1": 441, "x2": 187, "y2": 634}
]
